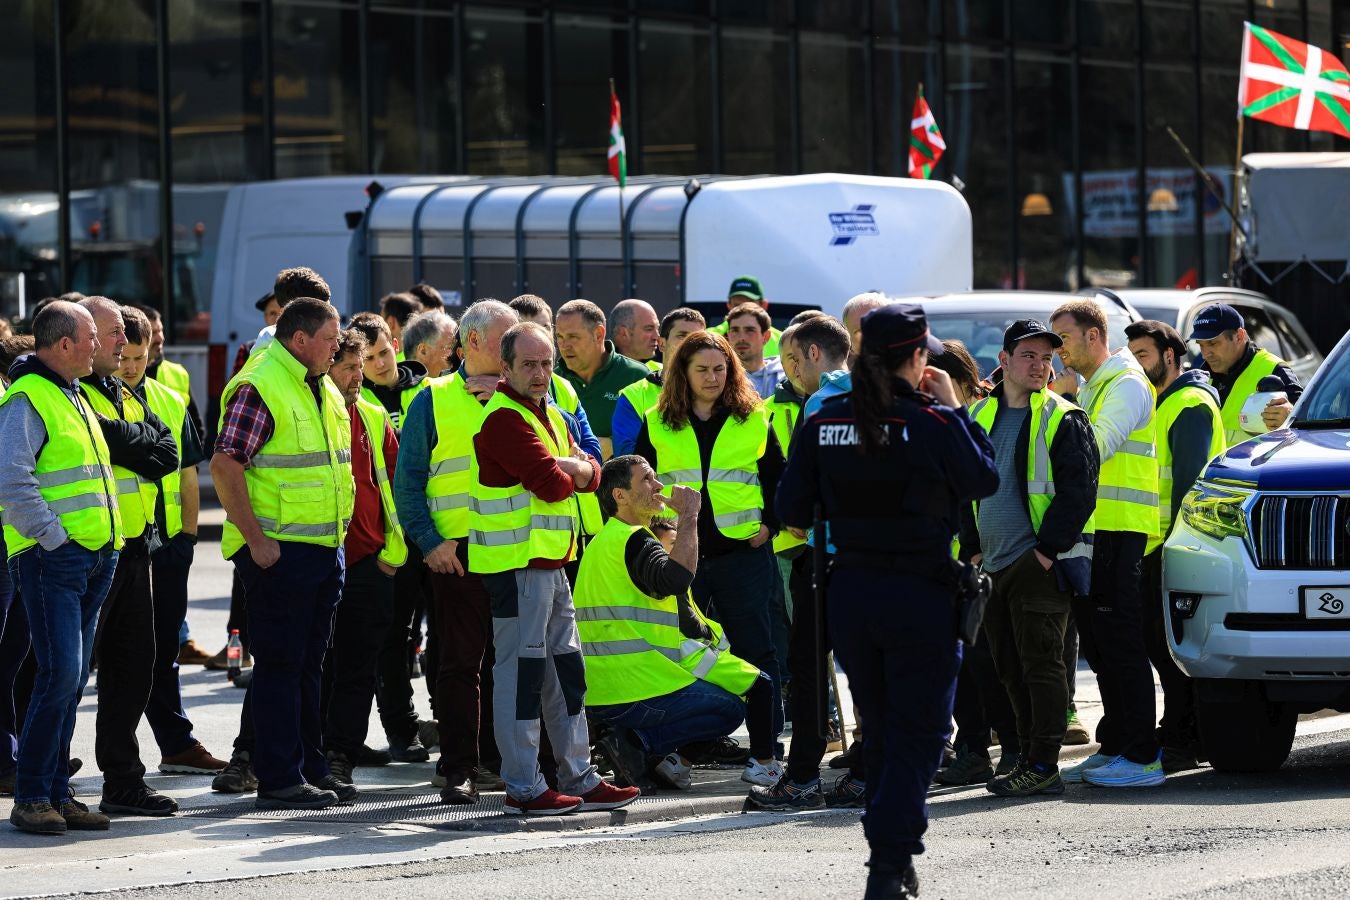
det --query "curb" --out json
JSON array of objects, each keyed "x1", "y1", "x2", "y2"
[{"x1": 436, "y1": 794, "x2": 854, "y2": 833}]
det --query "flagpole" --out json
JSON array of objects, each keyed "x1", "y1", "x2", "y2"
[
  {"x1": 610, "y1": 77, "x2": 626, "y2": 292},
  {"x1": 1226, "y1": 114, "x2": 1245, "y2": 285}
]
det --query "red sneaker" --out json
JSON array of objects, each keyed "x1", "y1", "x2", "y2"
[
  {"x1": 578, "y1": 780, "x2": 641, "y2": 811},
  {"x1": 503, "y1": 788, "x2": 583, "y2": 816}
]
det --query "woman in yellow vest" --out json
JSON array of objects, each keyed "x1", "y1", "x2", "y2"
[
  {"x1": 633, "y1": 330, "x2": 787, "y2": 766},
  {"x1": 575, "y1": 456, "x2": 778, "y2": 792}
]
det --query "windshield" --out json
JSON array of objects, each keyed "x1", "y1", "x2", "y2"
[
  {"x1": 925, "y1": 304, "x2": 1133, "y2": 382},
  {"x1": 1295, "y1": 340, "x2": 1350, "y2": 423}
]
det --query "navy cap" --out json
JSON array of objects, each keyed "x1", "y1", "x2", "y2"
[
  {"x1": 860, "y1": 303, "x2": 945, "y2": 358},
  {"x1": 1003, "y1": 319, "x2": 1063, "y2": 353},
  {"x1": 1189, "y1": 303, "x2": 1244, "y2": 341},
  {"x1": 254, "y1": 292, "x2": 276, "y2": 311}
]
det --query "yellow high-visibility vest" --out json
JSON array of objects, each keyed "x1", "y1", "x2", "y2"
[{"x1": 647, "y1": 406, "x2": 770, "y2": 541}]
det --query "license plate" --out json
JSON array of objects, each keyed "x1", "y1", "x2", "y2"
[{"x1": 1302, "y1": 587, "x2": 1350, "y2": 619}]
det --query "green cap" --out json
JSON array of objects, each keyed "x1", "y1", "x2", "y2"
[{"x1": 727, "y1": 275, "x2": 764, "y2": 302}]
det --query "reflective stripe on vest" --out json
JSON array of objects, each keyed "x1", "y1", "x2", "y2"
[
  {"x1": 648, "y1": 405, "x2": 770, "y2": 541},
  {"x1": 467, "y1": 391, "x2": 578, "y2": 573},
  {"x1": 354, "y1": 396, "x2": 409, "y2": 567},
  {"x1": 573, "y1": 518, "x2": 759, "y2": 706},
  {"x1": 218, "y1": 340, "x2": 355, "y2": 559},
  {"x1": 1218, "y1": 347, "x2": 1283, "y2": 448},
  {"x1": 1148, "y1": 383, "x2": 1225, "y2": 554},
  {"x1": 1084, "y1": 366, "x2": 1160, "y2": 537},
  {"x1": 427, "y1": 373, "x2": 490, "y2": 540},
  {"x1": 80, "y1": 382, "x2": 155, "y2": 539},
  {"x1": 971, "y1": 388, "x2": 1094, "y2": 559},
  {"x1": 0, "y1": 375, "x2": 122, "y2": 556},
  {"x1": 139, "y1": 378, "x2": 187, "y2": 538}
]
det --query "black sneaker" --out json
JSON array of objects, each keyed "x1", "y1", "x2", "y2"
[
  {"x1": 994, "y1": 749, "x2": 1021, "y2": 777},
  {"x1": 596, "y1": 729, "x2": 650, "y2": 789},
  {"x1": 825, "y1": 772, "x2": 866, "y2": 808},
  {"x1": 417, "y1": 719, "x2": 440, "y2": 750},
  {"x1": 747, "y1": 775, "x2": 826, "y2": 811},
  {"x1": 353, "y1": 744, "x2": 392, "y2": 767},
  {"x1": 829, "y1": 742, "x2": 863, "y2": 770},
  {"x1": 212, "y1": 751, "x2": 259, "y2": 794},
  {"x1": 256, "y1": 783, "x2": 339, "y2": 810},
  {"x1": 934, "y1": 750, "x2": 995, "y2": 786},
  {"x1": 325, "y1": 750, "x2": 355, "y2": 786},
  {"x1": 1160, "y1": 746, "x2": 1201, "y2": 774},
  {"x1": 682, "y1": 736, "x2": 750, "y2": 768},
  {"x1": 387, "y1": 734, "x2": 430, "y2": 763},
  {"x1": 99, "y1": 784, "x2": 179, "y2": 817},
  {"x1": 864, "y1": 862, "x2": 919, "y2": 900},
  {"x1": 985, "y1": 761, "x2": 1065, "y2": 797},
  {"x1": 312, "y1": 774, "x2": 358, "y2": 803}
]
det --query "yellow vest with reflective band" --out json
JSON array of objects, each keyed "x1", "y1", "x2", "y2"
[
  {"x1": 1218, "y1": 347, "x2": 1283, "y2": 448},
  {"x1": 550, "y1": 373, "x2": 603, "y2": 535},
  {"x1": 764, "y1": 394, "x2": 805, "y2": 553},
  {"x1": 971, "y1": 388, "x2": 1095, "y2": 559},
  {"x1": 360, "y1": 380, "x2": 430, "y2": 431},
  {"x1": 0, "y1": 375, "x2": 123, "y2": 556},
  {"x1": 152, "y1": 359, "x2": 191, "y2": 404},
  {"x1": 647, "y1": 405, "x2": 770, "y2": 541},
  {"x1": 1149, "y1": 384, "x2": 1226, "y2": 554},
  {"x1": 1084, "y1": 368, "x2": 1160, "y2": 537},
  {"x1": 353, "y1": 397, "x2": 409, "y2": 567},
  {"x1": 574, "y1": 518, "x2": 759, "y2": 706},
  {"x1": 138, "y1": 377, "x2": 187, "y2": 539},
  {"x1": 218, "y1": 341, "x2": 355, "y2": 559},
  {"x1": 619, "y1": 377, "x2": 661, "y2": 434},
  {"x1": 427, "y1": 373, "x2": 490, "y2": 541},
  {"x1": 467, "y1": 391, "x2": 579, "y2": 573},
  {"x1": 80, "y1": 382, "x2": 156, "y2": 540}
]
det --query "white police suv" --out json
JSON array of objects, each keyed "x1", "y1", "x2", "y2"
[{"x1": 1164, "y1": 336, "x2": 1346, "y2": 772}]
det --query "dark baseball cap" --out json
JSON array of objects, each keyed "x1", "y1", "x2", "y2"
[
  {"x1": 254, "y1": 292, "x2": 276, "y2": 311},
  {"x1": 1003, "y1": 319, "x2": 1063, "y2": 353},
  {"x1": 860, "y1": 303, "x2": 945, "y2": 358},
  {"x1": 1188, "y1": 303, "x2": 1244, "y2": 341},
  {"x1": 727, "y1": 275, "x2": 764, "y2": 302}
]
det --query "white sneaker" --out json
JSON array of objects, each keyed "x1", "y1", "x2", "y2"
[
  {"x1": 1061, "y1": 752, "x2": 1116, "y2": 784},
  {"x1": 741, "y1": 758, "x2": 784, "y2": 787},
  {"x1": 653, "y1": 753, "x2": 692, "y2": 790},
  {"x1": 1082, "y1": 753, "x2": 1165, "y2": 788}
]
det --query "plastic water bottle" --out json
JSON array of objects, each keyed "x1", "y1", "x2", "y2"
[{"x1": 226, "y1": 630, "x2": 243, "y2": 683}]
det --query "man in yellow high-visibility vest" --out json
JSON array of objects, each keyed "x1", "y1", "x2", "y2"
[
  {"x1": 1050, "y1": 300, "x2": 1163, "y2": 789},
  {"x1": 1189, "y1": 303, "x2": 1302, "y2": 446},
  {"x1": 0, "y1": 301, "x2": 121, "y2": 834}
]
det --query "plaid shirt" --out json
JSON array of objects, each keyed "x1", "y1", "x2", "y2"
[{"x1": 215, "y1": 383, "x2": 273, "y2": 465}]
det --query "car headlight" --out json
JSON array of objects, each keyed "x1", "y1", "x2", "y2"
[{"x1": 1179, "y1": 483, "x2": 1250, "y2": 541}]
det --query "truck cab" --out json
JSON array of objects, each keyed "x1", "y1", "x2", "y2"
[{"x1": 1164, "y1": 331, "x2": 1349, "y2": 772}]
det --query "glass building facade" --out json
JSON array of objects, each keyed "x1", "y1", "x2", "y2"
[{"x1": 2, "y1": 0, "x2": 1347, "y2": 340}]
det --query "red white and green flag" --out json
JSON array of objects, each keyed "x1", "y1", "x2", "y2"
[
  {"x1": 908, "y1": 84, "x2": 946, "y2": 179},
  {"x1": 608, "y1": 83, "x2": 627, "y2": 187},
  {"x1": 1239, "y1": 21, "x2": 1350, "y2": 137}
]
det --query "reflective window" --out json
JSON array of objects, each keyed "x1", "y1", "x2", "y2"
[
  {"x1": 1143, "y1": 0, "x2": 1196, "y2": 59},
  {"x1": 870, "y1": 0, "x2": 932, "y2": 38},
  {"x1": 1079, "y1": 62, "x2": 1140, "y2": 288},
  {"x1": 464, "y1": 7, "x2": 546, "y2": 175},
  {"x1": 1013, "y1": 0, "x2": 1071, "y2": 47},
  {"x1": 370, "y1": 8, "x2": 458, "y2": 174},
  {"x1": 1199, "y1": 0, "x2": 1243, "y2": 64},
  {"x1": 273, "y1": 1, "x2": 362, "y2": 177},
  {"x1": 798, "y1": 0, "x2": 862, "y2": 32},
  {"x1": 638, "y1": 22, "x2": 711, "y2": 174},
  {"x1": 1081, "y1": 0, "x2": 1137, "y2": 56},
  {"x1": 1200, "y1": 66, "x2": 1236, "y2": 285},
  {"x1": 555, "y1": 15, "x2": 629, "y2": 176},
  {"x1": 872, "y1": 43, "x2": 935, "y2": 177},
  {"x1": 944, "y1": 45, "x2": 1009, "y2": 288},
  {"x1": 800, "y1": 33, "x2": 866, "y2": 173},
  {"x1": 1016, "y1": 56, "x2": 1073, "y2": 289},
  {"x1": 720, "y1": 28, "x2": 791, "y2": 174},
  {"x1": 1144, "y1": 65, "x2": 1201, "y2": 290},
  {"x1": 944, "y1": 0, "x2": 1004, "y2": 42}
]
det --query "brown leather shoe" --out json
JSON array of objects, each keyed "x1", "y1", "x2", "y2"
[
  {"x1": 10, "y1": 801, "x2": 67, "y2": 834},
  {"x1": 175, "y1": 639, "x2": 214, "y2": 666},
  {"x1": 160, "y1": 741, "x2": 229, "y2": 774},
  {"x1": 439, "y1": 773, "x2": 480, "y2": 805},
  {"x1": 60, "y1": 799, "x2": 111, "y2": 831}
]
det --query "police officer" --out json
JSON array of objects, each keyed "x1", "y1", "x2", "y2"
[
  {"x1": 777, "y1": 304, "x2": 998, "y2": 900},
  {"x1": 1188, "y1": 303, "x2": 1302, "y2": 446}
]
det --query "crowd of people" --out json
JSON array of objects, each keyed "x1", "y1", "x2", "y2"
[{"x1": 0, "y1": 266, "x2": 1303, "y2": 894}]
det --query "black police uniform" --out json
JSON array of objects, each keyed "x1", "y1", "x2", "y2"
[{"x1": 776, "y1": 367, "x2": 998, "y2": 878}]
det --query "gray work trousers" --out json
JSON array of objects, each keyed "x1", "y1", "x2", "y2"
[{"x1": 483, "y1": 567, "x2": 599, "y2": 801}]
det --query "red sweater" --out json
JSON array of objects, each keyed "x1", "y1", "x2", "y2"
[
  {"x1": 345, "y1": 406, "x2": 400, "y2": 566},
  {"x1": 473, "y1": 382, "x2": 599, "y2": 568}
]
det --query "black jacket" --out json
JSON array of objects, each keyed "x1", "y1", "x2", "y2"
[
  {"x1": 777, "y1": 378, "x2": 999, "y2": 580},
  {"x1": 79, "y1": 374, "x2": 179, "y2": 481},
  {"x1": 363, "y1": 360, "x2": 430, "y2": 429},
  {"x1": 958, "y1": 386, "x2": 1099, "y2": 563}
]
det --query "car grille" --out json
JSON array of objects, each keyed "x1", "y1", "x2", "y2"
[{"x1": 1250, "y1": 495, "x2": 1350, "y2": 569}]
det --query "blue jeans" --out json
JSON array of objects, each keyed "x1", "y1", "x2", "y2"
[
  {"x1": 692, "y1": 545, "x2": 784, "y2": 741},
  {"x1": 9, "y1": 542, "x2": 118, "y2": 804},
  {"x1": 590, "y1": 680, "x2": 746, "y2": 757},
  {"x1": 0, "y1": 531, "x2": 27, "y2": 775}
]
